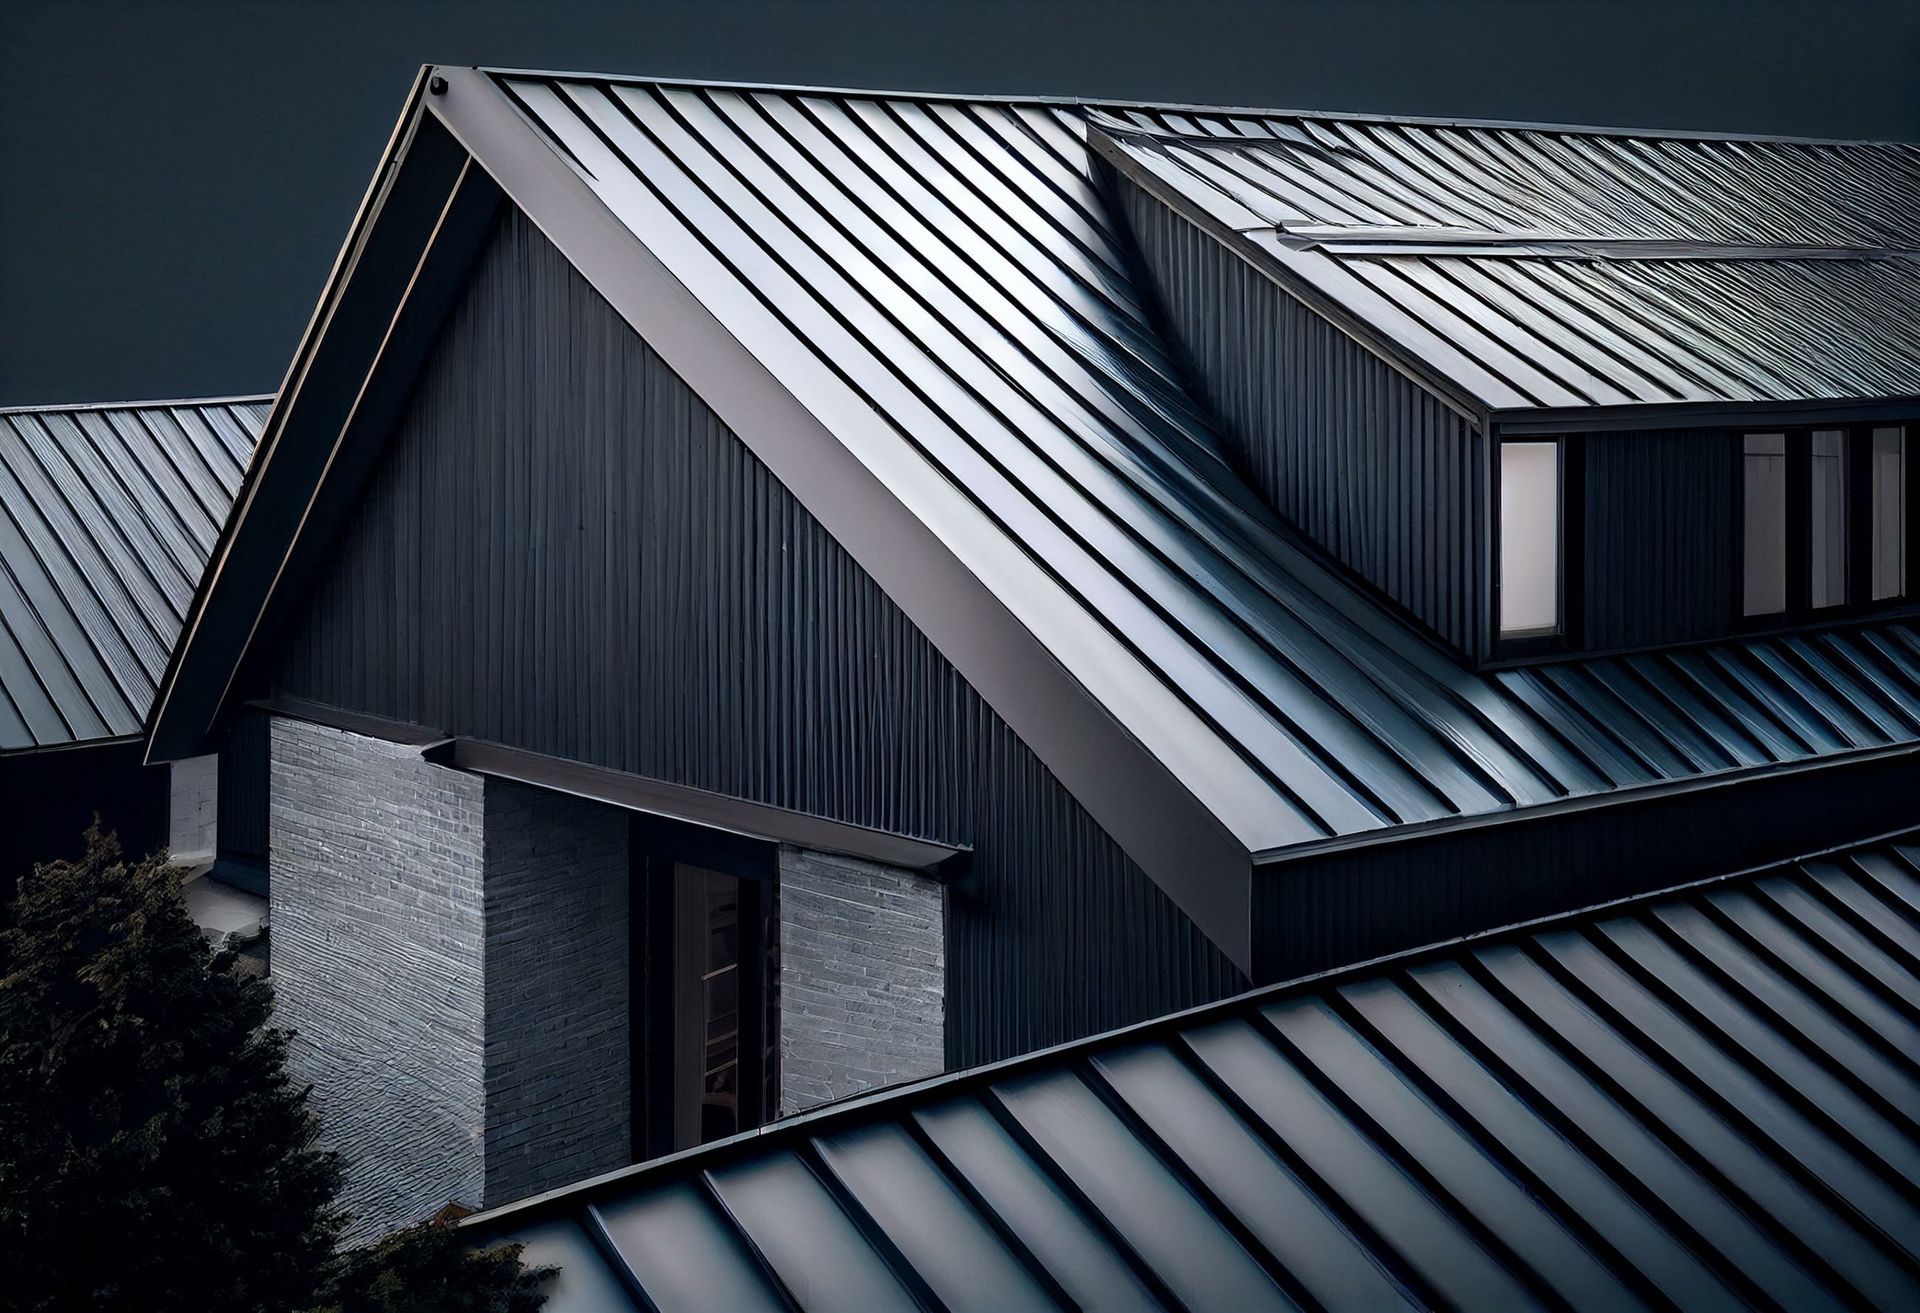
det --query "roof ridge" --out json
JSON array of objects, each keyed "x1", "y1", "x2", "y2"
[{"x1": 468, "y1": 63, "x2": 1920, "y2": 150}]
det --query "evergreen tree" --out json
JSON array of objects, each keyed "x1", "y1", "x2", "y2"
[
  {"x1": 0, "y1": 826, "x2": 553, "y2": 1311},
  {"x1": 0, "y1": 825, "x2": 345, "y2": 1310}
]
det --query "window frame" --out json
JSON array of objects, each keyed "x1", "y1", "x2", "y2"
[
  {"x1": 1493, "y1": 434, "x2": 1584, "y2": 659},
  {"x1": 1736, "y1": 423, "x2": 1918, "y2": 630}
]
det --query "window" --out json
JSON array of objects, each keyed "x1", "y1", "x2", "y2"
[
  {"x1": 1741, "y1": 425, "x2": 1913, "y2": 625},
  {"x1": 1809, "y1": 430, "x2": 1847, "y2": 609},
  {"x1": 635, "y1": 824, "x2": 776, "y2": 1159},
  {"x1": 1499, "y1": 441, "x2": 1561, "y2": 639},
  {"x1": 1872, "y1": 426, "x2": 1907, "y2": 601},
  {"x1": 672, "y1": 864, "x2": 759, "y2": 1147},
  {"x1": 1743, "y1": 433, "x2": 1787, "y2": 616}
]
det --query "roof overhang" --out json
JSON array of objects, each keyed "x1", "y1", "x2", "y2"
[{"x1": 146, "y1": 69, "x2": 506, "y2": 761}]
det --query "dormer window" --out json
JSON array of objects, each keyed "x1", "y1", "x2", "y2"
[
  {"x1": 1742, "y1": 426, "x2": 1911, "y2": 624},
  {"x1": 1498, "y1": 440, "x2": 1564, "y2": 643},
  {"x1": 1743, "y1": 433, "x2": 1788, "y2": 616},
  {"x1": 1871, "y1": 426, "x2": 1908, "y2": 601}
]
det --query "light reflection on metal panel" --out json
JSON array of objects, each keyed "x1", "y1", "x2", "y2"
[{"x1": 1099, "y1": 112, "x2": 1920, "y2": 407}]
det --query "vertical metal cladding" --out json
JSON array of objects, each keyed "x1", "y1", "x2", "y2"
[
  {"x1": 1583, "y1": 428, "x2": 1735, "y2": 650},
  {"x1": 1253, "y1": 734, "x2": 1920, "y2": 981},
  {"x1": 267, "y1": 208, "x2": 1244, "y2": 1066},
  {"x1": 216, "y1": 706, "x2": 270, "y2": 865},
  {"x1": 1117, "y1": 176, "x2": 1481, "y2": 655}
]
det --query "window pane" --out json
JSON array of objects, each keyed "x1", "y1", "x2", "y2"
[
  {"x1": 1499, "y1": 442, "x2": 1560, "y2": 638},
  {"x1": 1810, "y1": 429, "x2": 1847, "y2": 608},
  {"x1": 1743, "y1": 433, "x2": 1786, "y2": 616},
  {"x1": 1871, "y1": 426, "x2": 1906, "y2": 601}
]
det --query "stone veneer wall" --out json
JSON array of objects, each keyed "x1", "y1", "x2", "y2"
[
  {"x1": 481, "y1": 780, "x2": 631, "y2": 1206},
  {"x1": 271, "y1": 715, "x2": 954, "y2": 1231},
  {"x1": 269, "y1": 717, "x2": 487, "y2": 1246},
  {"x1": 271, "y1": 720, "x2": 637, "y2": 1239},
  {"x1": 776, "y1": 847, "x2": 945, "y2": 1114}
]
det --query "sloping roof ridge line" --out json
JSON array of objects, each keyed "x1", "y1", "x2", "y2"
[
  {"x1": 468, "y1": 65, "x2": 1919, "y2": 150},
  {"x1": 1, "y1": 394, "x2": 274, "y2": 417},
  {"x1": 460, "y1": 816, "x2": 1920, "y2": 1230}
]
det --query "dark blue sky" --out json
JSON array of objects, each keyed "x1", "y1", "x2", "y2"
[{"x1": 4, "y1": 0, "x2": 1918, "y2": 406}]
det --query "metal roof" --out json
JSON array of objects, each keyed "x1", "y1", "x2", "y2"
[
  {"x1": 486, "y1": 74, "x2": 1920, "y2": 839},
  {"x1": 1094, "y1": 112, "x2": 1920, "y2": 411},
  {"x1": 0, "y1": 398, "x2": 268, "y2": 751},
  {"x1": 149, "y1": 70, "x2": 1920, "y2": 964},
  {"x1": 471, "y1": 826, "x2": 1920, "y2": 1310}
]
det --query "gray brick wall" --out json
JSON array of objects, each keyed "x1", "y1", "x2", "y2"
[
  {"x1": 482, "y1": 781, "x2": 630, "y2": 1206},
  {"x1": 269, "y1": 718, "x2": 488, "y2": 1246},
  {"x1": 777, "y1": 847, "x2": 945, "y2": 1114}
]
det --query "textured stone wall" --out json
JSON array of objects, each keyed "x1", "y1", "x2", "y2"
[
  {"x1": 776, "y1": 847, "x2": 945, "y2": 1114},
  {"x1": 482, "y1": 781, "x2": 631, "y2": 1206},
  {"x1": 269, "y1": 717, "x2": 488, "y2": 1245}
]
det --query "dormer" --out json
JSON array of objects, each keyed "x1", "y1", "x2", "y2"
[{"x1": 1095, "y1": 113, "x2": 1920, "y2": 665}]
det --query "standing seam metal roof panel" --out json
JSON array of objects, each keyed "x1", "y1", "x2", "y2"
[
  {"x1": 486, "y1": 74, "x2": 1920, "y2": 860},
  {"x1": 472, "y1": 828, "x2": 1920, "y2": 1311},
  {"x1": 0, "y1": 399, "x2": 268, "y2": 751},
  {"x1": 1096, "y1": 113, "x2": 1920, "y2": 407}
]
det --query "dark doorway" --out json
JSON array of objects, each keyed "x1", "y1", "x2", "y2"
[
  {"x1": 214, "y1": 708, "x2": 271, "y2": 891},
  {"x1": 632, "y1": 819, "x2": 778, "y2": 1160}
]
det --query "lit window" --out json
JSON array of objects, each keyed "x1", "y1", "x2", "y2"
[
  {"x1": 1871, "y1": 426, "x2": 1906, "y2": 601},
  {"x1": 1743, "y1": 433, "x2": 1786, "y2": 616},
  {"x1": 1809, "y1": 429, "x2": 1848, "y2": 609},
  {"x1": 1499, "y1": 441, "x2": 1560, "y2": 638}
]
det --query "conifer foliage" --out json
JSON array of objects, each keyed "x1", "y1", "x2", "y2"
[
  {"x1": 0, "y1": 825, "x2": 341, "y2": 1309},
  {"x1": 0, "y1": 826, "x2": 549, "y2": 1311}
]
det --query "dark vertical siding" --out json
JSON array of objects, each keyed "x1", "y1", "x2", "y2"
[
  {"x1": 264, "y1": 208, "x2": 1244, "y2": 1066},
  {"x1": 216, "y1": 707, "x2": 270, "y2": 865},
  {"x1": 1253, "y1": 739, "x2": 1920, "y2": 982},
  {"x1": 1117, "y1": 178, "x2": 1482, "y2": 654},
  {"x1": 1582, "y1": 428, "x2": 1734, "y2": 650}
]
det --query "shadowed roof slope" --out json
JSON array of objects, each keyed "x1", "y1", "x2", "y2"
[
  {"x1": 1095, "y1": 112, "x2": 1920, "y2": 411},
  {"x1": 471, "y1": 826, "x2": 1920, "y2": 1311},
  {"x1": 0, "y1": 397, "x2": 268, "y2": 751}
]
